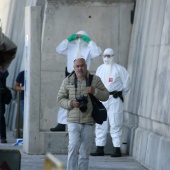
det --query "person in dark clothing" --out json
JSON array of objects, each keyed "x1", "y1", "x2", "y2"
[
  {"x1": 0, "y1": 70, "x2": 9, "y2": 143},
  {"x1": 14, "y1": 70, "x2": 24, "y2": 120}
]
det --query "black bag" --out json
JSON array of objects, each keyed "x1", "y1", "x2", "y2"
[
  {"x1": 4, "y1": 87, "x2": 12, "y2": 105},
  {"x1": 0, "y1": 20, "x2": 17, "y2": 72},
  {"x1": 89, "y1": 74, "x2": 107, "y2": 124}
]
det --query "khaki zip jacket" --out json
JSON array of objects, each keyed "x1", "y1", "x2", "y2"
[{"x1": 57, "y1": 71, "x2": 109, "y2": 124}]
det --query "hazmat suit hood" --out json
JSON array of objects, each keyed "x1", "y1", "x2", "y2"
[
  {"x1": 76, "y1": 30, "x2": 88, "y2": 36},
  {"x1": 76, "y1": 30, "x2": 88, "y2": 47},
  {"x1": 103, "y1": 48, "x2": 114, "y2": 65}
]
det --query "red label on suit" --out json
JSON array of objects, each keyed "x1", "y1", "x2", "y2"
[{"x1": 109, "y1": 78, "x2": 113, "y2": 82}]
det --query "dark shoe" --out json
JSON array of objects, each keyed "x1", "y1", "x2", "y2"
[
  {"x1": 50, "y1": 124, "x2": 66, "y2": 131},
  {"x1": 1, "y1": 139, "x2": 7, "y2": 143},
  {"x1": 90, "y1": 146, "x2": 104, "y2": 156},
  {"x1": 111, "y1": 147, "x2": 122, "y2": 157}
]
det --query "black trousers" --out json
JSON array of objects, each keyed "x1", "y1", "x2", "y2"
[{"x1": 0, "y1": 92, "x2": 6, "y2": 139}]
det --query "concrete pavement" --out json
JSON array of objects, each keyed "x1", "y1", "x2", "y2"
[{"x1": 0, "y1": 129, "x2": 148, "y2": 170}]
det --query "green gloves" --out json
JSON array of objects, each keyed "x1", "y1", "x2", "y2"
[
  {"x1": 81, "y1": 35, "x2": 91, "y2": 43},
  {"x1": 67, "y1": 34, "x2": 91, "y2": 43},
  {"x1": 67, "y1": 34, "x2": 77, "y2": 42}
]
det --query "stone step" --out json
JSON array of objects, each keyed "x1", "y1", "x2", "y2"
[{"x1": 44, "y1": 131, "x2": 126, "y2": 155}]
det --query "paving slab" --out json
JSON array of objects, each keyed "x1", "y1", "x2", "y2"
[{"x1": 0, "y1": 129, "x2": 148, "y2": 170}]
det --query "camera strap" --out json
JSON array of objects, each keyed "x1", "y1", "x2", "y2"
[{"x1": 74, "y1": 74, "x2": 90, "y2": 93}]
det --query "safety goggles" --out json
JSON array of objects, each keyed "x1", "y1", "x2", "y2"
[{"x1": 103, "y1": 55, "x2": 114, "y2": 58}]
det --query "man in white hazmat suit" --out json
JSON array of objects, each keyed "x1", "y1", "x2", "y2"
[
  {"x1": 50, "y1": 30, "x2": 102, "y2": 131},
  {"x1": 90, "y1": 48, "x2": 131, "y2": 157}
]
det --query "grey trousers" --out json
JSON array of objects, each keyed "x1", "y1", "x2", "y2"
[{"x1": 67, "y1": 122, "x2": 94, "y2": 170}]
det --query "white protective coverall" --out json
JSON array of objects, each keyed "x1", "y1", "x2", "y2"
[
  {"x1": 56, "y1": 31, "x2": 101, "y2": 124},
  {"x1": 95, "y1": 48, "x2": 130, "y2": 148}
]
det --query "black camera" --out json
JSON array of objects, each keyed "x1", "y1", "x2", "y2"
[{"x1": 76, "y1": 95, "x2": 88, "y2": 112}]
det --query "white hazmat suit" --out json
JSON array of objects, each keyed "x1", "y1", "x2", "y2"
[
  {"x1": 55, "y1": 31, "x2": 101, "y2": 127},
  {"x1": 92, "y1": 48, "x2": 130, "y2": 157}
]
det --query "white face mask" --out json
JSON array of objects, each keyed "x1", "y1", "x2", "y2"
[
  {"x1": 103, "y1": 56, "x2": 113, "y2": 65},
  {"x1": 76, "y1": 38, "x2": 87, "y2": 49},
  {"x1": 76, "y1": 38, "x2": 83, "y2": 44}
]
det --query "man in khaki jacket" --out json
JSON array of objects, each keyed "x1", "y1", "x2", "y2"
[{"x1": 57, "y1": 58, "x2": 109, "y2": 170}]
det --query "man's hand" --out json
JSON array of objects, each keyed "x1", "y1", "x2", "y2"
[
  {"x1": 71, "y1": 100, "x2": 80, "y2": 108},
  {"x1": 14, "y1": 82, "x2": 24, "y2": 91},
  {"x1": 86, "y1": 86, "x2": 95, "y2": 94},
  {"x1": 20, "y1": 86, "x2": 24, "y2": 91}
]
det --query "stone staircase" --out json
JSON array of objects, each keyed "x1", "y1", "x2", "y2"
[{"x1": 44, "y1": 130, "x2": 128, "y2": 155}]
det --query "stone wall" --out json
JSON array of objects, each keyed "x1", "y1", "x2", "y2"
[{"x1": 125, "y1": 0, "x2": 170, "y2": 169}]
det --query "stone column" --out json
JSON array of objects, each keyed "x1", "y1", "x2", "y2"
[{"x1": 23, "y1": 6, "x2": 44, "y2": 154}]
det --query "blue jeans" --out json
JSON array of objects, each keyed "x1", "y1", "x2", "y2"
[{"x1": 20, "y1": 100, "x2": 24, "y2": 120}]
